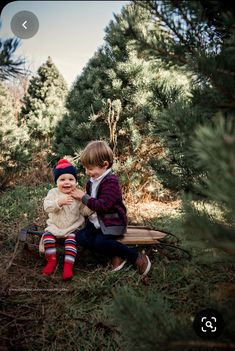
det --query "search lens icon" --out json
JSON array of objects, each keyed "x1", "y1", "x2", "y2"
[
  {"x1": 205, "y1": 320, "x2": 213, "y2": 329},
  {"x1": 193, "y1": 309, "x2": 224, "y2": 340}
]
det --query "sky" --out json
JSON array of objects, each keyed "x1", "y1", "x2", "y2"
[{"x1": 0, "y1": 1, "x2": 129, "y2": 87}]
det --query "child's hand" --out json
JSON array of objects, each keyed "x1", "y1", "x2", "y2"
[
  {"x1": 58, "y1": 195, "x2": 74, "y2": 207},
  {"x1": 71, "y1": 188, "x2": 85, "y2": 200}
]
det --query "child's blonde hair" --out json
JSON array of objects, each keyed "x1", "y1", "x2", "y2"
[{"x1": 80, "y1": 140, "x2": 113, "y2": 168}]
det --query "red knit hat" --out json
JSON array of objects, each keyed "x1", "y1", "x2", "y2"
[{"x1": 54, "y1": 159, "x2": 77, "y2": 183}]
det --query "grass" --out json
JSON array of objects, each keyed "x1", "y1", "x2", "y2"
[
  {"x1": 0, "y1": 185, "x2": 234, "y2": 350},
  {"x1": 0, "y1": 184, "x2": 52, "y2": 226}
]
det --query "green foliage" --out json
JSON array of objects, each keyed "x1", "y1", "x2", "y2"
[
  {"x1": 109, "y1": 269, "x2": 235, "y2": 350},
  {"x1": 98, "y1": 2, "x2": 235, "y2": 348},
  {"x1": 106, "y1": 208, "x2": 235, "y2": 351},
  {"x1": 0, "y1": 184, "x2": 50, "y2": 225},
  {"x1": 182, "y1": 117, "x2": 235, "y2": 249},
  {"x1": 183, "y1": 199, "x2": 235, "y2": 252},
  {"x1": 149, "y1": 100, "x2": 205, "y2": 191},
  {"x1": 52, "y1": 48, "x2": 111, "y2": 162},
  {"x1": 123, "y1": 0, "x2": 235, "y2": 193},
  {"x1": 0, "y1": 82, "x2": 30, "y2": 189},
  {"x1": 194, "y1": 117, "x2": 235, "y2": 208},
  {"x1": 109, "y1": 288, "x2": 186, "y2": 351},
  {"x1": 20, "y1": 57, "x2": 68, "y2": 151},
  {"x1": 53, "y1": 4, "x2": 191, "y2": 198},
  {"x1": 1, "y1": 3, "x2": 235, "y2": 349},
  {"x1": 0, "y1": 37, "x2": 25, "y2": 80},
  {"x1": 123, "y1": 0, "x2": 235, "y2": 247},
  {"x1": 1, "y1": 185, "x2": 234, "y2": 350}
]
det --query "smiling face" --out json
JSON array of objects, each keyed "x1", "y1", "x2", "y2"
[
  {"x1": 56, "y1": 173, "x2": 77, "y2": 194},
  {"x1": 85, "y1": 162, "x2": 109, "y2": 179}
]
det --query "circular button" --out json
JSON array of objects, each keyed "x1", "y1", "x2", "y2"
[
  {"x1": 10, "y1": 11, "x2": 39, "y2": 39},
  {"x1": 193, "y1": 309, "x2": 225, "y2": 340}
]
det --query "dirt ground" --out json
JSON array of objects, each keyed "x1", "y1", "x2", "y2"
[{"x1": 127, "y1": 200, "x2": 181, "y2": 223}]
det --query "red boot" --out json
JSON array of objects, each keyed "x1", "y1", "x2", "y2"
[
  {"x1": 42, "y1": 254, "x2": 57, "y2": 275},
  {"x1": 63, "y1": 262, "x2": 74, "y2": 280}
]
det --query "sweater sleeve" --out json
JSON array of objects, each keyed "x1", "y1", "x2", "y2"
[
  {"x1": 82, "y1": 177, "x2": 121, "y2": 213},
  {"x1": 43, "y1": 189, "x2": 62, "y2": 213},
  {"x1": 79, "y1": 203, "x2": 94, "y2": 217}
]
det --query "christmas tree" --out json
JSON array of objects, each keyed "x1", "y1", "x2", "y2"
[
  {"x1": 53, "y1": 4, "x2": 190, "y2": 198},
  {"x1": 106, "y1": 1, "x2": 235, "y2": 349},
  {"x1": 20, "y1": 57, "x2": 68, "y2": 151},
  {"x1": 0, "y1": 82, "x2": 29, "y2": 188}
]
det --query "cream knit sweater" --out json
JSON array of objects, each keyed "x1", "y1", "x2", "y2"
[{"x1": 39, "y1": 188, "x2": 92, "y2": 252}]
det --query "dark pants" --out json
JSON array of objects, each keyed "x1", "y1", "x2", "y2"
[{"x1": 75, "y1": 221, "x2": 138, "y2": 264}]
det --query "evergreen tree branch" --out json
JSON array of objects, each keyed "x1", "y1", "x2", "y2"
[
  {"x1": 137, "y1": 0, "x2": 196, "y2": 53},
  {"x1": 0, "y1": 38, "x2": 25, "y2": 80},
  {"x1": 133, "y1": 0, "x2": 235, "y2": 106},
  {"x1": 171, "y1": 0, "x2": 205, "y2": 49}
]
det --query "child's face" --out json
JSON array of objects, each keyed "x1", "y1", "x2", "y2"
[
  {"x1": 57, "y1": 173, "x2": 77, "y2": 194},
  {"x1": 85, "y1": 163, "x2": 109, "y2": 179}
]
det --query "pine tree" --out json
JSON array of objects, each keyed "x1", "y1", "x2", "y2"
[
  {"x1": 53, "y1": 48, "x2": 111, "y2": 159},
  {"x1": 109, "y1": 287, "x2": 191, "y2": 351},
  {"x1": 125, "y1": 0, "x2": 235, "y2": 243},
  {"x1": 136, "y1": 0, "x2": 235, "y2": 192},
  {"x1": 0, "y1": 82, "x2": 29, "y2": 188},
  {"x1": 105, "y1": 2, "x2": 235, "y2": 349},
  {"x1": 20, "y1": 57, "x2": 68, "y2": 150},
  {"x1": 0, "y1": 37, "x2": 25, "y2": 80},
  {"x1": 53, "y1": 4, "x2": 190, "y2": 198}
]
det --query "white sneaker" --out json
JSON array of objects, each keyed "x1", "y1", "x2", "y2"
[
  {"x1": 111, "y1": 257, "x2": 127, "y2": 271},
  {"x1": 135, "y1": 254, "x2": 151, "y2": 276}
]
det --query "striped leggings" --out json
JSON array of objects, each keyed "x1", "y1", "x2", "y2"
[{"x1": 42, "y1": 232, "x2": 77, "y2": 264}]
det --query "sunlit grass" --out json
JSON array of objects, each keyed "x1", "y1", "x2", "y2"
[{"x1": 0, "y1": 185, "x2": 234, "y2": 350}]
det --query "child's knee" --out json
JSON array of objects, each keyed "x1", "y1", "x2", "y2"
[
  {"x1": 43, "y1": 232, "x2": 56, "y2": 243},
  {"x1": 93, "y1": 236, "x2": 107, "y2": 251}
]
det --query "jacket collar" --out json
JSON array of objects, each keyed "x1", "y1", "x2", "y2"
[
  {"x1": 90, "y1": 168, "x2": 112, "y2": 183},
  {"x1": 87, "y1": 169, "x2": 112, "y2": 195}
]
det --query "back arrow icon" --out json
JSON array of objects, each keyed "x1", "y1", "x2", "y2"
[{"x1": 22, "y1": 20, "x2": 27, "y2": 29}]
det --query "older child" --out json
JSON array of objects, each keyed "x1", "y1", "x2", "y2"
[
  {"x1": 40, "y1": 159, "x2": 92, "y2": 280},
  {"x1": 72, "y1": 140, "x2": 151, "y2": 276}
]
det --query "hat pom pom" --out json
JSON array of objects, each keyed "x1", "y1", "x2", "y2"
[{"x1": 56, "y1": 159, "x2": 72, "y2": 169}]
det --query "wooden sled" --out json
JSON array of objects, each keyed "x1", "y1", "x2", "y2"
[
  {"x1": 19, "y1": 224, "x2": 168, "y2": 246},
  {"x1": 19, "y1": 224, "x2": 190, "y2": 260},
  {"x1": 118, "y1": 225, "x2": 167, "y2": 244}
]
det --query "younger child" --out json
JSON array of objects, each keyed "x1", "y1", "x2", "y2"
[
  {"x1": 40, "y1": 159, "x2": 92, "y2": 280},
  {"x1": 72, "y1": 140, "x2": 151, "y2": 276}
]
